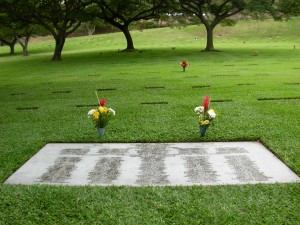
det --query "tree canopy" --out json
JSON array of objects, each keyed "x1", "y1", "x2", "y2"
[
  {"x1": 1, "y1": 0, "x2": 298, "y2": 58},
  {"x1": 276, "y1": 0, "x2": 300, "y2": 17},
  {"x1": 176, "y1": 0, "x2": 277, "y2": 51},
  {"x1": 2, "y1": 0, "x2": 90, "y2": 61},
  {"x1": 0, "y1": 7, "x2": 18, "y2": 55},
  {"x1": 90, "y1": 0, "x2": 167, "y2": 51}
]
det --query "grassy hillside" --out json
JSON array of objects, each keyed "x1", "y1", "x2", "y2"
[
  {"x1": 1, "y1": 17, "x2": 299, "y2": 57},
  {"x1": 0, "y1": 18, "x2": 299, "y2": 224}
]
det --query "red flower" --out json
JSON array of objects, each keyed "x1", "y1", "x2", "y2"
[
  {"x1": 100, "y1": 98, "x2": 106, "y2": 106},
  {"x1": 180, "y1": 60, "x2": 188, "y2": 67},
  {"x1": 203, "y1": 96, "x2": 210, "y2": 112}
]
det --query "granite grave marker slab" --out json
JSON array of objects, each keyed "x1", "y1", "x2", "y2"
[{"x1": 4, "y1": 142, "x2": 300, "y2": 186}]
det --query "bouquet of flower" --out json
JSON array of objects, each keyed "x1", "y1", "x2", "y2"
[
  {"x1": 179, "y1": 60, "x2": 189, "y2": 72},
  {"x1": 194, "y1": 96, "x2": 216, "y2": 137},
  {"x1": 88, "y1": 98, "x2": 115, "y2": 128}
]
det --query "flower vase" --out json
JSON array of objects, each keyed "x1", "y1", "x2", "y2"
[
  {"x1": 183, "y1": 67, "x2": 185, "y2": 72},
  {"x1": 200, "y1": 126, "x2": 207, "y2": 137},
  {"x1": 97, "y1": 127, "x2": 105, "y2": 138}
]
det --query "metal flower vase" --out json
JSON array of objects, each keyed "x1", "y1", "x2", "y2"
[
  {"x1": 97, "y1": 127, "x2": 105, "y2": 138},
  {"x1": 200, "y1": 126, "x2": 207, "y2": 137}
]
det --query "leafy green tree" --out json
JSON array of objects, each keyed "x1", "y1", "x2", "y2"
[
  {"x1": 0, "y1": 28, "x2": 17, "y2": 55},
  {"x1": 4, "y1": 0, "x2": 90, "y2": 61},
  {"x1": 0, "y1": 7, "x2": 17, "y2": 55},
  {"x1": 91, "y1": 0, "x2": 167, "y2": 51},
  {"x1": 276, "y1": 0, "x2": 300, "y2": 17},
  {"x1": 0, "y1": 2, "x2": 48, "y2": 56},
  {"x1": 15, "y1": 24, "x2": 47, "y2": 56},
  {"x1": 82, "y1": 21, "x2": 96, "y2": 36},
  {"x1": 177, "y1": 0, "x2": 276, "y2": 51}
]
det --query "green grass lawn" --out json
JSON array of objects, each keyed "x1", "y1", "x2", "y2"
[{"x1": 0, "y1": 18, "x2": 299, "y2": 224}]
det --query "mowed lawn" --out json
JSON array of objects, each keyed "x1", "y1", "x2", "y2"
[{"x1": 0, "y1": 18, "x2": 299, "y2": 224}]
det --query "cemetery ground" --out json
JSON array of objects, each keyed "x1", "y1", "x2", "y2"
[{"x1": 0, "y1": 18, "x2": 300, "y2": 223}]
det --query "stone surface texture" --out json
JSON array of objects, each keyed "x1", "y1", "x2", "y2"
[{"x1": 4, "y1": 142, "x2": 300, "y2": 186}]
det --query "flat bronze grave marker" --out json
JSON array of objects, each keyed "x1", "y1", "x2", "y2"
[
  {"x1": 257, "y1": 97, "x2": 300, "y2": 101},
  {"x1": 52, "y1": 91, "x2": 71, "y2": 94},
  {"x1": 192, "y1": 85, "x2": 211, "y2": 89},
  {"x1": 4, "y1": 142, "x2": 300, "y2": 186},
  {"x1": 16, "y1": 107, "x2": 39, "y2": 111},
  {"x1": 97, "y1": 88, "x2": 116, "y2": 91},
  {"x1": 11, "y1": 93, "x2": 27, "y2": 96},
  {"x1": 141, "y1": 102, "x2": 168, "y2": 105}
]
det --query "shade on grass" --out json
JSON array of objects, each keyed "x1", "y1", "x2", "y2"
[{"x1": 0, "y1": 18, "x2": 299, "y2": 224}]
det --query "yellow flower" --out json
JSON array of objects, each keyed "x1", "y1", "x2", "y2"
[
  {"x1": 93, "y1": 111, "x2": 99, "y2": 120},
  {"x1": 200, "y1": 120, "x2": 210, "y2": 125},
  {"x1": 104, "y1": 107, "x2": 108, "y2": 114},
  {"x1": 99, "y1": 106, "x2": 108, "y2": 115}
]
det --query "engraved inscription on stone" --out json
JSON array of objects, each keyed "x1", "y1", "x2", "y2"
[
  {"x1": 39, "y1": 157, "x2": 81, "y2": 183},
  {"x1": 184, "y1": 157, "x2": 218, "y2": 183},
  {"x1": 216, "y1": 147, "x2": 247, "y2": 154},
  {"x1": 5, "y1": 142, "x2": 300, "y2": 186},
  {"x1": 175, "y1": 148, "x2": 208, "y2": 155},
  {"x1": 97, "y1": 148, "x2": 130, "y2": 156},
  {"x1": 226, "y1": 155, "x2": 269, "y2": 182},
  {"x1": 88, "y1": 157, "x2": 123, "y2": 184},
  {"x1": 136, "y1": 143, "x2": 170, "y2": 185},
  {"x1": 61, "y1": 148, "x2": 89, "y2": 155}
]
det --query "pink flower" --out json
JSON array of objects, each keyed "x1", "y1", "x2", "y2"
[
  {"x1": 203, "y1": 96, "x2": 210, "y2": 112},
  {"x1": 100, "y1": 98, "x2": 106, "y2": 106}
]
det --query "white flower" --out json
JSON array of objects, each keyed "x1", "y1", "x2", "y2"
[
  {"x1": 87, "y1": 109, "x2": 96, "y2": 118},
  {"x1": 109, "y1": 108, "x2": 115, "y2": 116},
  {"x1": 194, "y1": 106, "x2": 204, "y2": 115},
  {"x1": 208, "y1": 109, "x2": 216, "y2": 119}
]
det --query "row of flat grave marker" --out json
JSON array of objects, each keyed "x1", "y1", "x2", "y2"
[
  {"x1": 5, "y1": 142, "x2": 300, "y2": 186},
  {"x1": 14, "y1": 97, "x2": 300, "y2": 110},
  {"x1": 11, "y1": 82, "x2": 299, "y2": 97}
]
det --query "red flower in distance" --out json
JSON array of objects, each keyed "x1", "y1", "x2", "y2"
[
  {"x1": 179, "y1": 60, "x2": 188, "y2": 67},
  {"x1": 203, "y1": 96, "x2": 210, "y2": 112},
  {"x1": 100, "y1": 98, "x2": 106, "y2": 106}
]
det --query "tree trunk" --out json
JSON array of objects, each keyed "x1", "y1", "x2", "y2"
[
  {"x1": 52, "y1": 36, "x2": 65, "y2": 61},
  {"x1": 17, "y1": 35, "x2": 30, "y2": 56},
  {"x1": 121, "y1": 26, "x2": 135, "y2": 51},
  {"x1": 0, "y1": 37, "x2": 17, "y2": 55},
  {"x1": 88, "y1": 26, "x2": 95, "y2": 36},
  {"x1": 9, "y1": 37, "x2": 17, "y2": 55},
  {"x1": 23, "y1": 36, "x2": 29, "y2": 56},
  {"x1": 204, "y1": 25, "x2": 214, "y2": 51},
  {"x1": 9, "y1": 44, "x2": 15, "y2": 55}
]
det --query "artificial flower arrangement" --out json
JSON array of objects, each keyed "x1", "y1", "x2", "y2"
[
  {"x1": 88, "y1": 95, "x2": 115, "y2": 137},
  {"x1": 179, "y1": 60, "x2": 189, "y2": 72},
  {"x1": 194, "y1": 96, "x2": 216, "y2": 137}
]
